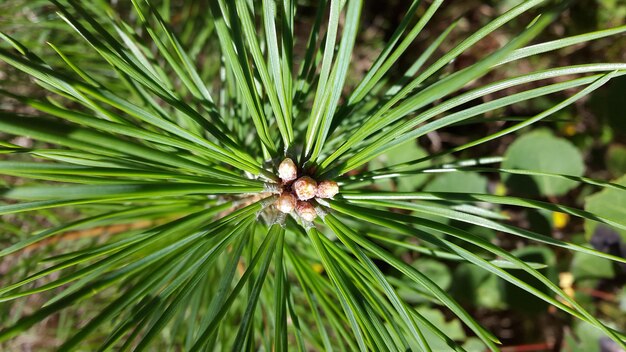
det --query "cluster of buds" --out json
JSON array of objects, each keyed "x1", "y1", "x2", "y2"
[{"x1": 274, "y1": 158, "x2": 339, "y2": 222}]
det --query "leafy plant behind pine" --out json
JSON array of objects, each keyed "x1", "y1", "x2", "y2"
[{"x1": 1, "y1": 0, "x2": 626, "y2": 350}]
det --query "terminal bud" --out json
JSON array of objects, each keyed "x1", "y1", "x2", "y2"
[
  {"x1": 293, "y1": 176, "x2": 318, "y2": 200},
  {"x1": 278, "y1": 158, "x2": 298, "y2": 182}
]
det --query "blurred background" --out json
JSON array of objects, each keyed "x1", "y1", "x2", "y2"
[{"x1": 1, "y1": 0, "x2": 625, "y2": 350}]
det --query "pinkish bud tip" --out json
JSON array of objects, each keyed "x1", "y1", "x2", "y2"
[
  {"x1": 296, "y1": 201, "x2": 317, "y2": 222},
  {"x1": 316, "y1": 180, "x2": 339, "y2": 198},
  {"x1": 278, "y1": 158, "x2": 298, "y2": 182},
  {"x1": 293, "y1": 176, "x2": 318, "y2": 200}
]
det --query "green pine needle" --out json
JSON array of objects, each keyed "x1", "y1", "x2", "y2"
[{"x1": 1, "y1": 0, "x2": 625, "y2": 350}]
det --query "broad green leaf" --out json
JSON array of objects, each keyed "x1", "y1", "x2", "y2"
[
  {"x1": 502, "y1": 129, "x2": 584, "y2": 196},
  {"x1": 584, "y1": 175, "x2": 626, "y2": 240},
  {"x1": 368, "y1": 140, "x2": 429, "y2": 191},
  {"x1": 571, "y1": 249, "x2": 615, "y2": 281}
]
